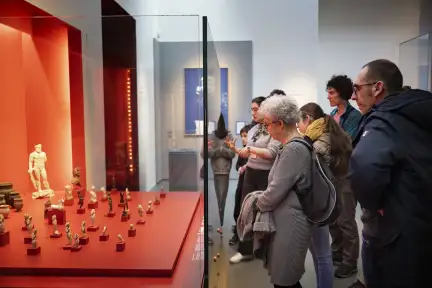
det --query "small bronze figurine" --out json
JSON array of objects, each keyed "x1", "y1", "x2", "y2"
[
  {"x1": 119, "y1": 190, "x2": 125, "y2": 204},
  {"x1": 71, "y1": 167, "x2": 81, "y2": 188},
  {"x1": 108, "y1": 192, "x2": 113, "y2": 212},
  {"x1": 77, "y1": 190, "x2": 84, "y2": 209}
]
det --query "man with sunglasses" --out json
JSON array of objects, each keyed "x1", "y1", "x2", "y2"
[{"x1": 348, "y1": 59, "x2": 432, "y2": 288}]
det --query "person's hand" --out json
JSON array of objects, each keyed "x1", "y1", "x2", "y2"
[
  {"x1": 239, "y1": 165, "x2": 246, "y2": 175},
  {"x1": 238, "y1": 147, "x2": 250, "y2": 158},
  {"x1": 224, "y1": 137, "x2": 237, "y2": 151},
  {"x1": 207, "y1": 141, "x2": 213, "y2": 149}
]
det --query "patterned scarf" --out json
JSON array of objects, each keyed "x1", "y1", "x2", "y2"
[
  {"x1": 304, "y1": 117, "x2": 326, "y2": 141},
  {"x1": 252, "y1": 124, "x2": 268, "y2": 142}
]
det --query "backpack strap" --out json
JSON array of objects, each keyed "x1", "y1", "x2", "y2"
[{"x1": 289, "y1": 138, "x2": 313, "y2": 152}]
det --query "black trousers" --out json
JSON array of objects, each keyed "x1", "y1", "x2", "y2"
[
  {"x1": 274, "y1": 282, "x2": 302, "y2": 288},
  {"x1": 238, "y1": 167, "x2": 270, "y2": 255},
  {"x1": 233, "y1": 172, "x2": 245, "y2": 225}
]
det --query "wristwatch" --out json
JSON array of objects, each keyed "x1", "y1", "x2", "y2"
[{"x1": 246, "y1": 146, "x2": 251, "y2": 154}]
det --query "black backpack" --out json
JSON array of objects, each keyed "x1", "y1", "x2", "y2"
[{"x1": 291, "y1": 138, "x2": 341, "y2": 226}]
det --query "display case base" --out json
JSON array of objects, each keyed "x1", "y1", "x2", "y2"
[
  {"x1": 116, "y1": 242, "x2": 125, "y2": 252},
  {"x1": 24, "y1": 236, "x2": 32, "y2": 244},
  {"x1": 47, "y1": 209, "x2": 66, "y2": 225},
  {"x1": 77, "y1": 208, "x2": 86, "y2": 214},
  {"x1": 0, "y1": 231, "x2": 10, "y2": 246},
  {"x1": 62, "y1": 244, "x2": 71, "y2": 250},
  {"x1": 128, "y1": 229, "x2": 136, "y2": 237},
  {"x1": 105, "y1": 211, "x2": 115, "y2": 217},
  {"x1": 70, "y1": 245, "x2": 82, "y2": 252},
  {"x1": 27, "y1": 246, "x2": 41, "y2": 256},
  {"x1": 50, "y1": 232, "x2": 62, "y2": 238},
  {"x1": 99, "y1": 234, "x2": 109, "y2": 241},
  {"x1": 136, "y1": 219, "x2": 146, "y2": 225},
  {"x1": 87, "y1": 226, "x2": 99, "y2": 232},
  {"x1": 79, "y1": 236, "x2": 89, "y2": 245},
  {"x1": 64, "y1": 198, "x2": 74, "y2": 206},
  {"x1": 88, "y1": 202, "x2": 98, "y2": 209}
]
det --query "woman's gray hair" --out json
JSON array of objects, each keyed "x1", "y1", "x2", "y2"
[{"x1": 260, "y1": 95, "x2": 299, "y2": 125}]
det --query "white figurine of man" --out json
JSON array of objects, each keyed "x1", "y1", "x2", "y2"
[
  {"x1": 90, "y1": 209, "x2": 96, "y2": 227},
  {"x1": 65, "y1": 185, "x2": 73, "y2": 200},
  {"x1": 118, "y1": 234, "x2": 124, "y2": 243},
  {"x1": 101, "y1": 186, "x2": 107, "y2": 200},
  {"x1": 31, "y1": 229, "x2": 38, "y2": 249},
  {"x1": 72, "y1": 233, "x2": 80, "y2": 248},
  {"x1": 89, "y1": 189, "x2": 97, "y2": 203},
  {"x1": 65, "y1": 222, "x2": 72, "y2": 245},
  {"x1": 52, "y1": 215, "x2": 60, "y2": 235},
  {"x1": 137, "y1": 205, "x2": 143, "y2": 217},
  {"x1": 102, "y1": 226, "x2": 107, "y2": 235},
  {"x1": 126, "y1": 188, "x2": 131, "y2": 201},
  {"x1": 81, "y1": 221, "x2": 86, "y2": 237},
  {"x1": 29, "y1": 144, "x2": 54, "y2": 199}
]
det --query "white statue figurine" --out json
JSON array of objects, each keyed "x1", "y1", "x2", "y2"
[
  {"x1": 72, "y1": 233, "x2": 80, "y2": 248},
  {"x1": 102, "y1": 226, "x2": 107, "y2": 235},
  {"x1": 126, "y1": 188, "x2": 131, "y2": 201},
  {"x1": 90, "y1": 209, "x2": 96, "y2": 227},
  {"x1": 65, "y1": 185, "x2": 73, "y2": 200},
  {"x1": 31, "y1": 229, "x2": 38, "y2": 248},
  {"x1": 52, "y1": 215, "x2": 60, "y2": 235},
  {"x1": 24, "y1": 213, "x2": 29, "y2": 227},
  {"x1": 129, "y1": 224, "x2": 134, "y2": 230},
  {"x1": 101, "y1": 187, "x2": 107, "y2": 199},
  {"x1": 0, "y1": 214, "x2": 5, "y2": 234},
  {"x1": 65, "y1": 222, "x2": 72, "y2": 245},
  {"x1": 147, "y1": 204, "x2": 152, "y2": 213},
  {"x1": 118, "y1": 234, "x2": 124, "y2": 243},
  {"x1": 137, "y1": 205, "x2": 143, "y2": 217},
  {"x1": 80, "y1": 221, "x2": 86, "y2": 237},
  {"x1": 26, "y1": 216, "x2": 33, "y2": 234},
  {"x1": 89, "y1": 188, "x2": 97, "y2": 203},
  {"x1": 50, "y1": 199, "x2": 64, "y2": 210},
  {"x1": 29, "y1": 144, "x2": 54, "y2": 199}
]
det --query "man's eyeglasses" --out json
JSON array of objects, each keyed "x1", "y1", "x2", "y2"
[{"x1": 353, "y1": 81, "x2": 378, "y2": 95}]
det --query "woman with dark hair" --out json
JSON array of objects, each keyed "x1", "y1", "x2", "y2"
[
  {"x1": 297, "y1": 102, "x2": 352, "y2": 288},
  {"x1": 201, "y1": 113, "x2": 236, "y2": 227},
  {"x1": 226, "y1": 96, "x2": 280, "y2": 264}
]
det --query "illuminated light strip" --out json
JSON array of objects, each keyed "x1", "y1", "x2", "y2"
[{"x1": 127, "y1": 69, "x2": 133, "y2": 172}]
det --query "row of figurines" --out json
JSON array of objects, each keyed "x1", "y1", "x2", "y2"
[{"x1": 64, "y1": 185, "x2": 132, "y2": 204}]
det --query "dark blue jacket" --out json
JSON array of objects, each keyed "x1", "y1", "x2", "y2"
[{"x1": 349, "y1": 89, "x2": 432, "y2": 244}]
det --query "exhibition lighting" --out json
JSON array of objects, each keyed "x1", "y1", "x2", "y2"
[{"x1": 127, "y1": 69, "x2": 133, "y2": 172}]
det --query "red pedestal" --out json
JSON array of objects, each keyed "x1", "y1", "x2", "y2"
[
  {"x1": 160, "y1": 192, "x2": 166, "y2": 198},
  {"x1": 27, "y1": 246, "x2": 41, "y2": 256},
  {"x1": 79, "y1": 236, "x2": 89, "y2": 245},
  {"x1": 118, "y1": 203, "x2": 125, "y2": 207},
  {"x1": 50, "y1": 232, "x2": 62, "y2": 238},
  {"x1": 154, "y1": 199, "x2": 160, "y2": 205},
  {"x1": 146, "y1": 210, "x2": 153, "y2": 215},
  {"x1": 77, "y1": 208, "x2": 86, "y2": 214},
  {"x1": 136, "y1": 219, "x2": 146, "y2": 225},
  {"x1": 105, "y1": 211, "x2": 116, "y2": 217},
  {"x1": 101, "y1": 197, "x2": 108, "y2": 202},
  {"x1": 99, "y1": 234, "x2": 109, "y2": 241},
  {"x1": 88, "y1": 201, "x2": 98, "y2": 209},
  {"x1": 70, "y1": 245, "x2": 82, "y2": 252},
  {"x1": 22, "y1": 225, "x2": 33, "y2": 231},
  {"x1": 116, "y1": 241, "x2": 125, "y2": 252},
  {"x1": 64, "y1": 198, "x2": 74, "y2": 206},
  {"x1": 62, "y1": 244, "x2": 71, "y2": 250},
  {"x1": 47, "y1": 209, "x2": 66, "y2": 225},
  {"x1": 0, "y1": 231, "x2": 10, "y2": 247},
  {"x1": 128, "y1": 229, "x2": 136, "y2": 237},
  {"x1": 87, "y1": 226, "x2": 99, "y2": 232},
  {"x1": 24, "y1": 236, "x2": 32, "y2": 244},
  {"x1": 120, "y1": 214, "x2": 130, "y2": 222}
]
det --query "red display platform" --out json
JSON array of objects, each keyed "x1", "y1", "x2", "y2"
[{"x1": 0, "y1": 191, "x2": 201, "y2": 278}]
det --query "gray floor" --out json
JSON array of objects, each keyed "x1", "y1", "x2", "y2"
[{"x1": 153, "y1": 178, "x2": 363, "y2": 287}]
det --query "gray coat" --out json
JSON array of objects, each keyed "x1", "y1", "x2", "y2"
[
  {"x1": 200, "y1": 132, "x2": 235, "y2": 174},
  {"x1": 256, "y1": 140, "x2": 312, "y2": 286}
]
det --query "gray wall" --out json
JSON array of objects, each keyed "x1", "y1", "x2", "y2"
[{"x1": 154, "y1": 41, "x2": 253, "y2": 182}]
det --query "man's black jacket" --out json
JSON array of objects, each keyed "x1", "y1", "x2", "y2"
[{"x1": 349, "y1": 89, "x2": 432, "y2": 245}]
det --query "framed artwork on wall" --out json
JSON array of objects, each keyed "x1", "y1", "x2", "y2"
[
  {"x1": 184, "y1": 68, "x2": 229, "y2": 135},
  {"x1": 236, "y1": 121, "x2": 246, "y2": 135}
]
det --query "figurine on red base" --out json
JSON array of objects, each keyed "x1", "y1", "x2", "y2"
[
  {"x1": 22, "y1": 214, "x2": 33, "y2": 231},
  {"x1": 154, "y1": 195, "x2": 160, "y2": 205},
  {"x1": 146, "y1": 201, "x2": 153, "y2": 215},
  {"x1": 47, "y1": 208, "x2": 66, "y2": 225},
  {"x1": 125, "y1": 188, "x2": 132, "y2": 202},
  {"x1": 120, "y1": 206, "x2": 130, "y2": 222},
  {"x1": 70, "y1": 233, "x2": 82, "y2": 252},
  {"x1": 27, "y1": 229, "x2": 41, "y2": 256},
  {"x1": 77, "y1": 189, "x2": 85, "y2": 214},
  {"x1": 118, "y1": 190, "x2": 125, "y2": 207},
  {"x1": 160, "y1": 185, "x2": 166, "y2": 198},
  {"x1": 24, "y1": 216, "x2": 34, "y2": 244},
  {"x1": 64, "y1": 185, "x2": 74, "y2": 206},
  {"x1": 87, "y1": 186, "x2": 98, "y2": 209},
  {"x1": 101, "y1": 187, "x2": 108, "y2": 202},
  {"x1": 79, "y1": 221, "x2": 89, "y2": 245},
  {"x1": 116, "y1": 234, "x2": 125, "y2": 252},
  {"x1": 99, "y1": 226, "x2": 109, "y2": 241},
  {"x1": 63, "y1": 222, "x2": 72, "y2": 250},
  {"x1": 87, "y1": 209, "x2": 99, "y2": 231},
  {"x1": 128, "y1": 224, "x2": 136, "y2": 237},
  {"x1": 50, "y1": 215, "x2": 62, "y2": 238},
  {"x1": 0, "y1": 215, "x2": 10, "y2": 247},
  {"x1": 105, "y1": 192, "x2": 116, "y2": 217},
  {"x1": 44, "y1": 198, "x2": 52, "y2": 218},
  {"x1": 136, "y1": 205, "x2": 145, "y2": 225}
]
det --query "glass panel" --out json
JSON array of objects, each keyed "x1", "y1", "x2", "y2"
[
  {"x1": 0, "y1": 1, "x2": 203, "y2": 286},
  {"x1": 399, "y1": 33, "x2": 431, "y2": 91}
]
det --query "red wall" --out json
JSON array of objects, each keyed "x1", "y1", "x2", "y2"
[{"x1": 0, "y1": 0, "x2": 86, "y2": 194}]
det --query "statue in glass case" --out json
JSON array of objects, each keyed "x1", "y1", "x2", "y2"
[{"x1": 29, "y1": 144, "x2": 54, "y2": 199}]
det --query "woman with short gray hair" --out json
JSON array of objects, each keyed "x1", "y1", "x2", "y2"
[{"x1": 254, "y1": 96, "x2": 312, "y2": 288}]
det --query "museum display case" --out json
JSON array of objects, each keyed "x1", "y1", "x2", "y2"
[
  {"x1": 0, "y1": 0, "x2": 205, "y2": 286},
  {"x1": 399, "y1": 33, "x2": 432, "y2": 91}
]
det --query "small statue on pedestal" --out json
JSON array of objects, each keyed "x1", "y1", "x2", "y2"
[
  {"x1": 71, "y1": 233, "x2": 82, "y2": 252},
  {"x1": 88, "y1": 186, "x2": 98, "y2": 209},
  {"x1": 137, "y1": 205, "x2": 145, "y2": 225},
  {"x1": 71, "y1": 167, "x2": 81, "y2": 188},
  {"x1": 22, "y1": 213, "x2": 32, "y2": 231},
  {"x1": 50, "y1": 215, "x2": 62, "y2": 238},
  {"x1": 118, "y1": 234, "x2": 124, "y2": 243},
  {"x1": 0, "y1": 214, "x2": 9, "y2": 247},
  {"x1": 64, "y1": 222, "x2": 72, "y2": 249},
  {"x1": 87, "y1": 209, "x2": 99, "y2": 231},
  {"x1": 44, "y1": 198, "x2": 52, "y2": 218},
  {"x1": 24, "y1": 216, "x2": 34, "y2": 244},
  {"x1": 120, "y1": 203, "x2": 130, "y2": 222},
  {"x1": 128, "y1": 223, "x2": 136, "y2": 237},
  {"x1": 101, "y1": 187, "x2": 108, "y2": 201},
  {"x1": 27, "y1": 228, "x2": 41, "y2": 255},
  {"x1": 125, "y1": 188, "x2": 131, "y2": 201},
  {"x1": 77, "y1": 189, "x2": 85, "y2": 214},
  {"x1": 51, "y1": 199, "x2": 64, "y2": 210},
  {"x1": 116, "y1": 234, "x2": 125, "y2": 252},
  {"x1": 105, "y1": 191, "x2": 115, "y2": 217},
  {"x1": 99, "y1": 225, "x2": 109, "y2": 241},
  {"x1": 79, "y1": 221, "x2": 89, "y2": 245},
  {"x1": 118, "y1": 190, "x2": 125, "y2": 207},
  {"x1": 146, "y1": 201, "x2": 153, "y2": 214},
  {"x1": 154, "y1": 195, "x2": 160, "y2": 205},
  {"x1": 29, "y1": 144, "x2": 55, "y2": 199},
  {"x1": 160, "y1": 185, "x2": 166, "y2": 198},
  {"x1": 64, "y1": 185, "x2": 74, "y2": 206}
]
